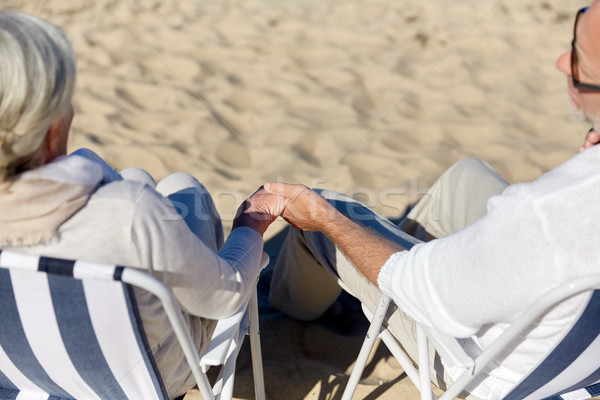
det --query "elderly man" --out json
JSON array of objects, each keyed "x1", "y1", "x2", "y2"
[
  {"x1": 0, "y1": 12, "x2": 284, "y2": 399},
  {"x1": 265, "y1": 3, "x2": 600, "y2": 399}
]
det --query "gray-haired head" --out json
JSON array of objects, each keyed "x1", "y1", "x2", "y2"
[{"x1": 0, "y1": 12, "x2": 76, "y2": 180}]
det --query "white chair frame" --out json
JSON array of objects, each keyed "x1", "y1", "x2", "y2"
[
  {"x1": 0, "y1": 250, "x2": 268, "y2": 400},
  {"x1": 121, "y1": 260, "x2": 268, "y2": 400},
  {"x1": 342, "y1": 277, "x2": 600, "y2": 400}
]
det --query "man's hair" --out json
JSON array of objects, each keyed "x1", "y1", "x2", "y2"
[{"x1": 0, "y1": 12, "x2": 76, "y2": 180}]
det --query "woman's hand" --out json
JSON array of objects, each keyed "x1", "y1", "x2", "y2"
[
  {"x1": 232, "y1": 187, "x2": 288, "y2": 236},
  {"x1": 263, "y1": 182, "x2": 338, "y2": 233}
]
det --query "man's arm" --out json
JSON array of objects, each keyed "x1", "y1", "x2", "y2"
[{"x1": 264, "y1": 182, "x2": 405, "y2": 285}]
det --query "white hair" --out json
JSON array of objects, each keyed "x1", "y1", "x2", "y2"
[{"x1": 0, "y1": 12, "x2": 76, "y2": 180}]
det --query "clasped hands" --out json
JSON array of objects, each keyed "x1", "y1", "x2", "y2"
[{"x1": 232, "y1": 183, "x2": 337, "y2": 236}]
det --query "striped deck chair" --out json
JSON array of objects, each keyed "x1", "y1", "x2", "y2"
[
  {"x1": 0, "y1": 250, "x2": 268, "y2": 400},
  {"x1": 342, "y1": 276, "x2": 600, "y2": 400}
]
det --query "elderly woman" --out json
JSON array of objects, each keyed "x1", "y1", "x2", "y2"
[{"x1": 0, "y1": 12, "x2": 282, "y2": 399}]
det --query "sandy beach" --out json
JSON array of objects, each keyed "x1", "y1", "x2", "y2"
[{"x1": 2, "y1": 0, "x2": 595, "y2": 398}]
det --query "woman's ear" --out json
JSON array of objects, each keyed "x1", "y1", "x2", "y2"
[{"x1": 42, "y1": 106, "x2": 73, "y2": 163}]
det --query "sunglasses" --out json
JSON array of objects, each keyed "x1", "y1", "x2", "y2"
[{"x1": 571, "y1": 7, "x2": 600, "y2": 92}]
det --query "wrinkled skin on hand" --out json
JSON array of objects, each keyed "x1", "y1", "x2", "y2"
[
  {"x1": 263, "y1": 182, "x2": 338, "y2": 232},
  {"x1": 232, "y1": 187, "x2": 288, "y2": 236}
]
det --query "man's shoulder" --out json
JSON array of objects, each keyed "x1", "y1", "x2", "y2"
[{"x1": 533, "y1": 149, "x2": 600, "y2": 193}]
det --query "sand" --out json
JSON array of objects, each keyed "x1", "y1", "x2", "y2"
[{"x1": 1, "y1": 0, "x2": 594, "y2": 398}]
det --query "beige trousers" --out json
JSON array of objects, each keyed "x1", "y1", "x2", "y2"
[{"x1": 268, "y1": 158, "x2": 508, "y2": 387}]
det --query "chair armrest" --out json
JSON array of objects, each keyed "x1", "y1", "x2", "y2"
[
  {"x1": 361, "y1": 298, "x2": 473, "y2": 373},
  {"x1": 420, "y1": 326, "x2": 474, "y2": 374},
  {"x1": 200, "y1": 301, "x2": 249, "y2": 372},
  {"x1": 199, "y1": 252, "x2": 269, "y2": 373}
]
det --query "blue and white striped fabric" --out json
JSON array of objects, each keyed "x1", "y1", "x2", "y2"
[
  {"x1": 554, "y1": 382, "x2": 600, "y2": 400},
  {"x1": 502, "y1": 290, "x2": 600, "y2": 400},
  {"x1": 0, "y1": 250, "x2": 168, "y2": 400}
]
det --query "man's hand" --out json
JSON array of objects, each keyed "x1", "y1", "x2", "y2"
[
  {"x1": 579, "y1": 128, "x2": 600, "y2": 152},
  {"x1": 232, "y1": 187, "x2": 288, "y2": 236},
  {"x1": 263, "y1": 182, "x2": 339, "y2": 233},
  {"x1": 265, "y1": 182, "x2": 404, "y2": 286}
]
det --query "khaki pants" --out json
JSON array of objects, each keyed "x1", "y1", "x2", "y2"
[{"x1": 268, "y1": 158, "x2": 508, "y2": 389}]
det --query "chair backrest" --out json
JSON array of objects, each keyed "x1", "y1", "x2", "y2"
[
  {"x1": 502, "y1": 286, "x2": 600, "y2": 400},
  {"x1": 0, "y1": 249, "x2": 268, "y2": 400},
  {"x1": 0, "y1": 250, "x2": 171, "y2": 400},
  {"x1": 342, "y1": 276, "x2": 600, "y2": 400}
]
